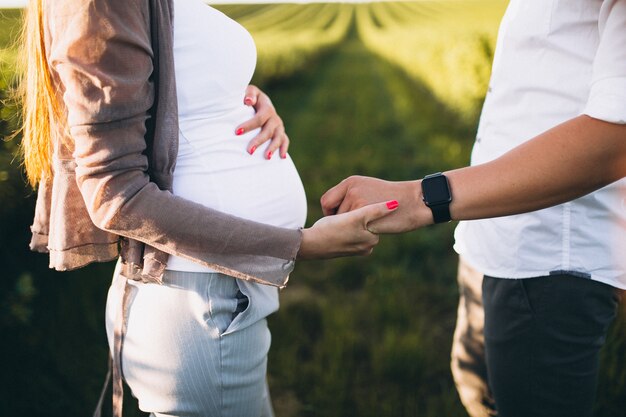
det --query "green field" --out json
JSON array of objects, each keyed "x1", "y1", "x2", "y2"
[{"x1": 1, "y1": 3, "x2": 625, "y2": 417}]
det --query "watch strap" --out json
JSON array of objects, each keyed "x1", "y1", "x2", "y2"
[{"x1": 430, "y1": 203, "x2": 451, "y2": 224}]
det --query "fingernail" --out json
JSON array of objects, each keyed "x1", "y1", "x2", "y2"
[
  {"x1": 386, "y1": 200, "x2": 399, "y2": 210},
  {"x1": 266, "y1": 151, "x2": 272, "y2": 160},
  {"x1": 249, "y1": 146, "x2": 256, "y2": 155},
  {"x1": 236, "y1": 128, "x2": 245, "y2": 136},
  {"x1": 280, "y1": 153, "x2": 286, "y2": 159},
  {"x1": 244, "y1": 97, "x2": 253, "y2": 105}
]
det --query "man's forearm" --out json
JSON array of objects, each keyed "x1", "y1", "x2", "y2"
[{"x1": 446, "y1": 115, "x2": 626, "y2": 222}]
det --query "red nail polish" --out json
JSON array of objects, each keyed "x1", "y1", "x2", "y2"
[
  {"x1": 386, "y1": 200, "x2": 399, "y2": 210},
  {"x1": 236, "y1": 128, "x2": 245, "y2": 136},
  {"x1": 244, "y1": 97, "x2": 253, "y2": 105},
  {"x1": 249, "y1": 146, "x2": 256, "y2": 155},
  {"x1": 266, "y1": 151, "x2": 272, "y2": 159},
  {"x1": 280, "y1": 153, "x2": 286, "y2": 159}
]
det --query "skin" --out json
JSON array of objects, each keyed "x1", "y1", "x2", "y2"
[
  {"x1": 238, "y1": 85, "x2": 290, "y2": 159},
  {"x1": 240, "y1": 85, "x2": 399, "y2": 260},
  {"x1": 320, "y1": 115, "x2": 626, "y2": 234},
  {"x1": 299, "y1": 200, "x2": 398, "y2": 260}
]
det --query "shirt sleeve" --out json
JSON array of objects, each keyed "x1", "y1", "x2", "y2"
[{"x1": 583, "y1": 0, "x2": 626, "y2": 124}]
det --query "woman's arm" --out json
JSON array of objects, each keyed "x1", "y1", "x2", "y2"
[
  {"x1": 45, "y1": 0, "x2": 388, "y2": 287},
  {"x1": 321, "y1": 115, "x2": 626, "y2": 233}
]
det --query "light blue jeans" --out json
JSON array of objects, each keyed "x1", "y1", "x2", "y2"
[{"x1": 105, "y1": 268, "x2": 275, "y2": 417}]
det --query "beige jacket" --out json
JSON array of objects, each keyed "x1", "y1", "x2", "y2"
[{"x1": 30, "y1": 0, "x2": 302, "y2": 287}]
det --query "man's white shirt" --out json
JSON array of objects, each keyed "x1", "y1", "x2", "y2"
[{"x1": 454, "y1": 0, "x2": 626, "y2": 289}]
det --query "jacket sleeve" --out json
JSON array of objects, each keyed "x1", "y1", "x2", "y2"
[{"x1": 45, "y1": 0, "x2": 302, "y2": 285}]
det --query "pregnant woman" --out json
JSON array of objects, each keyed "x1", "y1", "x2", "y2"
[
  {"x1": 20, "y1": 0, "x2": 397, "y2": 416},
  {"x1": 106, "y1": 1, "x2": 308, "y2": 416}
]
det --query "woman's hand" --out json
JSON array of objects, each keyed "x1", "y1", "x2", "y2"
[
  {"x1": 235, "y1": 85, "x2": 290, "y2": 159},
  {"x1": 297, "y1": 200, "x2": 399, "y2": 260}
]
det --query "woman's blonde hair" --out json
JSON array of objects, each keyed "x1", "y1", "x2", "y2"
[{"x1": 19, "y1": 0, "x2": 64, "y2": 188}]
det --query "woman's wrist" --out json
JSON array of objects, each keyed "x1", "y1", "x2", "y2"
[{"x1": 296, "y1": 228, "x2": 316, "y2": 260}]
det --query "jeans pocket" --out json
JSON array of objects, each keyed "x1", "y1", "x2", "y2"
[
  {"x1": 223, "y1": 286, "x2": 251, "y2": 336},
  {"x1": 518, "y1": 277, "x2": 552, "y2": 318},
  {"x1": 483, "y1": 276, "x2": 535, "y2": 343},
  {"x1": 206, "y1": 275, "x2": 241, "y2": 335},
  {"x1": 231, "y1": 289, "x2": 250, "y2": 323}
]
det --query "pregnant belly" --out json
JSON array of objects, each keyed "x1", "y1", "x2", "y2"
[
  {"x1": 172, "y1": 153, "x2": 308, "y2": 230},
  {"x1": 174, "y1": 105, "x2": 308, "y2": 229},
  {"x1": 167, "y1": 153, "x2": 307, "y2": 272},
  {"x1": 167, "y1": 108, "x2": 307, "y2": 272}
]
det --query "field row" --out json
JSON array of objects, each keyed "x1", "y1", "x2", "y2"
[
  {"x1": 231, "y1": 3, "x2": 355, "y2": 83},
  {"x1": 222, "y1": 1, "x2": 507, "y2": 117},
  {"x1": 354, "y1": 1, "x2": 507, "y2": 118}
]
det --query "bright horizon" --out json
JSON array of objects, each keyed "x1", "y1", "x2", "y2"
[
  {"x1": 0, "y1": 0, "x2": 454, "y2": 7},
  {"x1": 1, "y1": 0, "x2": 399, "y2": 7}
]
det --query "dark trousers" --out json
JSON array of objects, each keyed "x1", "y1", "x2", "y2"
[{"x1": 482, "y1": 273, "x2": 620, "y2": 417}]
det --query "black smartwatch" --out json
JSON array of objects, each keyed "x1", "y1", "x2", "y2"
[{"x1": 421, "y1": 172, "x2": 452, "y2": 224}]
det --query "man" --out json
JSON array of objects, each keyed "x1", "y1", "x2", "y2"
[{"x1": 321, "y1": 1, "x2": 626, "y2": 416}]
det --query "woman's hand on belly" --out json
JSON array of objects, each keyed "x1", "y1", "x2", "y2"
[
  {"x1": 235, "y1": 85, "x2": 290, "y2": 160},
  {"x1": 297, "y1": 200, "x2": 400, "y2": 259}
]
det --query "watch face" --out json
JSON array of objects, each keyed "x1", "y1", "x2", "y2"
[{"x1": 423, "y1": 175, "x2": 451, "y2": 205}]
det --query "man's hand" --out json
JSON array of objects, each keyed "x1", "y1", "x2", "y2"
[{"x1": 321, "y1": 175, "x2": 431, "y2": 233}]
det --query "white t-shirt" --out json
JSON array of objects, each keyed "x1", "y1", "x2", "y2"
[
  {"x1": 454, "y1": 0, "x2": 626, "y2": 289},
  {"x1": 167, "y1": 0, "x2": 308, "y2": 274}
]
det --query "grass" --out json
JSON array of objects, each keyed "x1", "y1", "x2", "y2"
[
  {"x1": 262, "y1": 24, "x2": 475, "y2": 416},
  {"x1": 357, "y1": 1, "x2": 507, "y2": 120}
]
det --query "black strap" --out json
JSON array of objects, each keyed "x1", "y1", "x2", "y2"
[{"x1": 431, "y1": 203, "x2": 451, "y2": 224}]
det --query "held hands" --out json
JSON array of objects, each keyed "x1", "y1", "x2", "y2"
[
  {"x1": 236, "y1": 85, "x2": 290, "y2": 159},
  {"x1": 298, "y1": 200, "x2": 399, "y2": 260},
  {"x1": 321, "y1": 175, "x2": 432, "y2": 234}
]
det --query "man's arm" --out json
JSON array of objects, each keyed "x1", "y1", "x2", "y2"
[{"x1": 321, "y1": 115, "x2": 626, "y2": 233}]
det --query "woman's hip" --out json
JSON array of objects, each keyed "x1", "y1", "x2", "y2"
[{"x1": 105, "y1": 268, "x2": 273, "y2": 417}]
